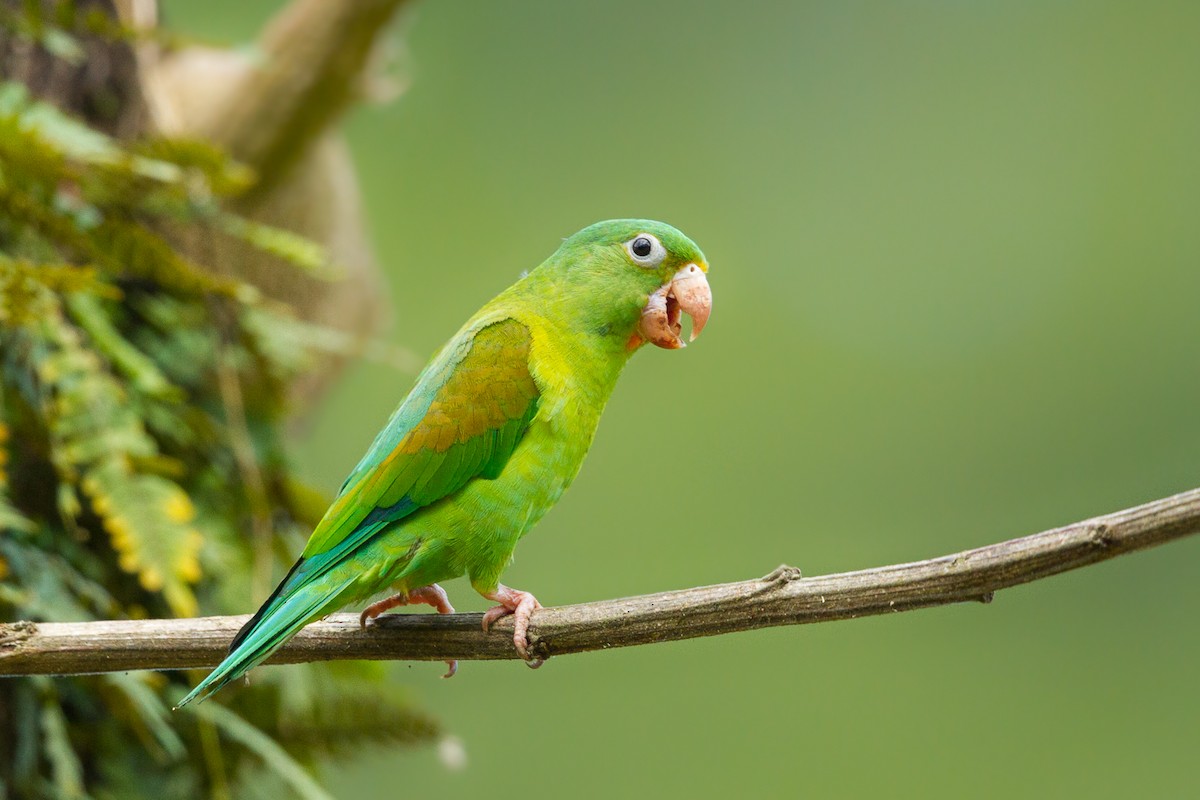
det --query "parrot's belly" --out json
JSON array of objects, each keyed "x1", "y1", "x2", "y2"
[{"x1": 364, "y1": 414, "x2": 593, "y2": 595}]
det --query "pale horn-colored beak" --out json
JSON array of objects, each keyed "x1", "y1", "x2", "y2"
[{"x1": 635, "y1": 263, "x2": 712, "y2": 350}]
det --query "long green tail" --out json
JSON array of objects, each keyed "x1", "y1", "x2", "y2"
[{"x1": 174, "y1": 572, "x2": 353, "y2": 709}]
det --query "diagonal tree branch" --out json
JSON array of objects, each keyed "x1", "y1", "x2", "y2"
[{"x1": 2, "y1": 486, "x2": 1199, "y2": 677}]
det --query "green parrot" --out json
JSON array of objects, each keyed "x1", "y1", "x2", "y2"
[{"x1": 177, "y1": 219, "x2": 711, "y2": 707}]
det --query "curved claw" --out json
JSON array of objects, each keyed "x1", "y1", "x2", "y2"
[
  {"x1": 481, "y1": 604, "x2": 512, "y2": 632},
  {"x1": 360, "y1": 584, "x2": 458, "y2": 678},
  {"x1": 479, "y1": 584, "x2": 543, "y2": 665},
  {"x1": 637, "y1": 263, "x2": 712, "y2": 349}
]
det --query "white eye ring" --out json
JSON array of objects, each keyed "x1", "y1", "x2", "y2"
[{"x1": 625, "y1": 233, "x2": 667, "y2": 268}]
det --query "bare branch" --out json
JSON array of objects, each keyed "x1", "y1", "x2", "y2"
[
  {"x1": 3, "y1": 486, "x2": 1198, "y2": 677},
  {"x1": 184, "y1": 0, "x2": 414, "y2": 196}
]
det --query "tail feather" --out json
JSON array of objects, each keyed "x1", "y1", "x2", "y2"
[
  {"x1": 226, "y1": 558, "x2": 303, "y2": 656},
  {"x1": 177, "y1": 520, "x2": 408, "y2": 709},
  {"x1": 174, "y1": 576, "x2": 353, "y2": 709}
]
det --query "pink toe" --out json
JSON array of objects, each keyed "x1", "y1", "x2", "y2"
[{"x1": 481, "y1": 605, "x2": 511, "y2": 632}]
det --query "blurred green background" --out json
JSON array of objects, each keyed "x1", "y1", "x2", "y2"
[{"x1": 163, "y1": 1, "x2": 1200, "y2": 797}]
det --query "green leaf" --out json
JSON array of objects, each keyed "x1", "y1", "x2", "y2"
[
  {"x1": 0, "y1": 81, "x2": 179, "y2": 181},
  {"x1": 103, "y1": 673, "x2": 187, "y2": 762},
  {"x1": 276, "y1": 680, "x2": 439, "y2": 758},
  {"x1": 39, "y1": 28, "x2": 85, "y2": 64},
  {"x1": 41, "y1": 692, "x2": 89, "y2": 799},
  {"x1": 217, "y1": 215, "x2": 340, "y2": 279},
  {"x1": 176, "y1": 697, "x2": 335, "y2": 800},
  {"x1": 0, "y1": 498, "x2": 33, "y2": 533},
  {"x1": 66, "y1": 293, "x2": 180, "y2": 400},
  {"x1": 132, "y1": 138, "x2": 254, "y2": 197},
  {"x1": 0, "y1": 403, "x2": 32, "y2": 535},
  {"x1": 9, "y1": 679, "x2": 41, "y2": 792},
  {"x1": 82, "y1": 461, "x2": 203, "y2": 617},
  {"x1": 0, "y1": 534, "x2": 118, "y2": 621}
]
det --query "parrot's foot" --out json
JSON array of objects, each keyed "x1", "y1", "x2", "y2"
[
  {"x1": 480, "y1": 584, "x2": 543, "y2": 667},
  {"x1": 360, "y1": 584, "x2": 458, "y2": 678},
  {"x1": 359, "y1": 584, "x2": 456, "y2": 625}
]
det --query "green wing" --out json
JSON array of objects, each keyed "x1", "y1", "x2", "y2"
[
  {"x1": 235, "y1": 316, "x2": 539, "y2": 627},
  {"x1": 304, "y1": 317, "x2": 539, "y2": 560}
]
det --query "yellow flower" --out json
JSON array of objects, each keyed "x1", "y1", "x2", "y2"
[
  {"x1": 164, "y1": 492, "x2": 196, "y2": 524},
  {"x1": 104, "y1": 514, "x2": 132, "y2": 541},
  {"x1": 139, "y1": 566, "x2": 164, "y2": 592},
  {"x1": 178, "y1": 531, "x2": 204, "y2": 583},
  {"x1": 91, "y1": 492, "x2": 111, "y2": 515}
]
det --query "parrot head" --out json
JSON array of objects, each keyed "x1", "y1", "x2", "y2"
[{"x1": 535, "y1": 219, "x2": 711, "y2": 352}]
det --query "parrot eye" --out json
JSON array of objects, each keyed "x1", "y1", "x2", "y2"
[{"x1": 625, "y1": 233, "x2": 666, "y2": 268}]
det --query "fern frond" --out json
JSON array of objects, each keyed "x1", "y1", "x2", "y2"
[
  {"x1": 65, "y1": 293, "x2": 179, "y2": 399},
  {"x1": 217, "y1": 215, "x2": 340, "y2": 279},
  {"x1": 102, "y1": 673, "x2": 187, "y2": 763},
  {"x1": 38, "y1": 685, "x2": 87, "y2": 799},
  {"x1": 176, "y1": 698, "x2": 336, "y2": 800}
]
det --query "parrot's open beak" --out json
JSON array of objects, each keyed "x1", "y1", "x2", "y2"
[{"x1": 632, "y1": 263, "x2": 712, "y2": 350}]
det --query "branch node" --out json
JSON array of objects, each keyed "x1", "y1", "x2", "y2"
[
  {"x1": 0, "y1": 621, "x2": 37, "y2": 653},
  {"x1": 1088, "y1": 523, "x2": 1114, "y2": 549},
  {"x1": 746, "y1": 564, "x2": 804, "y2": 599},
  {"x1": 977, "y1": 591, "x2": 995, "y2": 604},
  {"x1": 760, "y1": 564, "x2": 803, "y2": 584}
]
